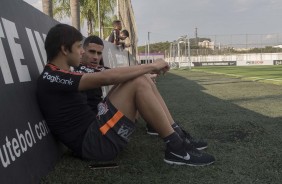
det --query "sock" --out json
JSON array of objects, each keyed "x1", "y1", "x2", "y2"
[
  {"x1": 163, "y1": 132, "x2": 183, "y2": 151},
  {"x1": 171, "y1": 122, "x2": 185, "y2": 138}
]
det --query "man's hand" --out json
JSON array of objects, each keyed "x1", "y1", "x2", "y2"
[
  {"x1": 149, "y1": 73, "x2": 158, "y2": 83},
  {"x1": 151, "y1": 59, "x2": 170, "y2": 75}
]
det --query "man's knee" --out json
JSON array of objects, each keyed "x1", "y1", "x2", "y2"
[
  {"x1": 109, "y1": 75, "x2": 152, "y2": 96},
  {"x1": 132, "y1": 75, "x2": 152, "y2": 90}
]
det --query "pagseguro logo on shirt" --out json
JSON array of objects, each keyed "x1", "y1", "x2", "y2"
[{"x1": 42, "y1": 72, "x2": 74, "y2": 85}]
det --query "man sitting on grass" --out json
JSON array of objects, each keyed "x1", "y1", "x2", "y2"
[
  {"x1": 79, "y1": 35, "x2": 208, "y2": 151},
  {"x1": 74, "y1": 35, "x2": 109, "y2": 113},
  {"x1": 37, "y1": 24, "x2": 215, "y2": 166}
]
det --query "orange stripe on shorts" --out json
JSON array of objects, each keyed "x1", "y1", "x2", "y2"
[{"x1": 99, "y1": 111, "x2": 123, "y2": 135}]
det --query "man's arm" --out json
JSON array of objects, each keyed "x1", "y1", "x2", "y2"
[{"x1": 78, "y1": 59, "x2": 169, "y2": 91}]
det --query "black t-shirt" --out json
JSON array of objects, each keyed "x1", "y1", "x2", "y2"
[
  {"x1": 74, "y1": 64, "x2": 108, "y2": 113},
  {"x1": 37, "y1": 63, "x2": 96, "y2": 156}
]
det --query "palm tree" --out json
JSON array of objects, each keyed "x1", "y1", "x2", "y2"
[
  {"x1": 53, "y1": 0, "x2": 114, "y2": 36},
  {"x1": 42, "y1": 0, "x2": 53, "y2": 18},
  {"x1": 70, "y1": 0, "x2": 80, "y2": 31},
  {"x1": 80, "y1": 0, "x2": 115, "y2": 37},
  {"x1": 99, "y1": 0, "x2": 115, "y2": 38},
  {"x1": 80, "y1": 0, "x2": 97, "y2": 36},
  {"x1": 53, "y1": 0, "x2": 70, "y2": 19},
  {"x1": 53, "y1": 0, "x2": 80, "y2": 31}
]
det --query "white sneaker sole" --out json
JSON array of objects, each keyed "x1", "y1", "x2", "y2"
[
  {"x1": 146, "y1": 131, "x2": 159, "y2": 136},
  {"x1": 163, "y1": 159, "x2": 215, "y2": 166},
  {"x1": 196, "y1": 146, "x2": 208, "y2": 150}
]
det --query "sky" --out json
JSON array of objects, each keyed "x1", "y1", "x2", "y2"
[{"x1": 24, "y1": 0, "x2": 282, "y2": 46}]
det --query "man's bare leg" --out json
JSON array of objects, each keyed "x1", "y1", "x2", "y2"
[
  {"x1": 108, "y1": 75, "x2": 174, "y2": 138},
  {"x1": 108, "y1": 75, "x2": 215, "y2": 166},
  {"x1": 143, "y1": 75, "x2": 210, "y2": 151},
  {"x1": 144, "y1": 75, "x2": 174, "y2": 124}
]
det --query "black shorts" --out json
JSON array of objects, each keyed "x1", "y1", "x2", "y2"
[{"x1": 81, "y1": 98, "x2": 135, "y2": 161}]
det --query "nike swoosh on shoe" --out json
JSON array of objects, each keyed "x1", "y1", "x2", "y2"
[{"x1": 170, "y1": 152, "x2": 190, "y2": 160}]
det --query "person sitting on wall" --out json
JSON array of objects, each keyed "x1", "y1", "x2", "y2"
[
  {"x1": 119, "y1": 29, "x2": 131, "y2": 49},
  {"x1": 108, "y1": 20, "x2": 122, "y2": 45},
  {"x1": 37, "y1": 23, "x2": 215, "y2": 166}
]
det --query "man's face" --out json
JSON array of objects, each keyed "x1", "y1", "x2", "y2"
[
  {"x1": 81, "y1": 43, "x2": 104, "y2": 67},
  {"x1": 67, "y1": 41, "x2": 84, "y2": 67}
]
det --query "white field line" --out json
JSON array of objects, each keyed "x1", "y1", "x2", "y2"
[
  {"x1": 207, "y1": 71, "x2": 242, "y2": 78},
  {"x1": 205, "y1": 71, "x2": 282, "y2": 82},
  {"x1": 247, "y1": 77, "x2": 282, "y2": 82}
]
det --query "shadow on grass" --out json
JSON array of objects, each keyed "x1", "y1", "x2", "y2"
[{"x1": 42, "y1": 70, "x2": 282, "y2": 184}]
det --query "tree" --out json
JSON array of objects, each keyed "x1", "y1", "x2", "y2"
[
  {"x1": 53, "y1": 0, "x2": 114, "y2": 36},
  {"x1": 42, "y1": 0, "x2": 53, "y2": 18},
  {"x1": 70, "y1": 0, "x2": 80, "y2": 31},
  {"x1": 80, "y1": 0, "x2": 97, "y2": 36},
  {"x1": 53, "y1": 0, "x2": 80, "y2": 30},
  {"x1": 53, "y1": 0, "x2": 70, "y2": 20},
  {"x1": 138, "y1": 42, "x2": 170, "y2": 53},
  {"x1": 98, "y1": 0, "x2": 115, "y2": 38},
  {"x1": 80, "y1": 0, "x2": 115, "y2": 37}
]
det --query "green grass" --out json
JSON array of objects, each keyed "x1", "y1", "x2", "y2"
[
  {"x1": 192, "y1": 65, "x2": 282, "y2": 85},
  {"x1": 41, "y1": 68, "x2": 282, "y2": 184}
]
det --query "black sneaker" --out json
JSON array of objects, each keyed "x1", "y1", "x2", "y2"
[
  {"x1": 181, "y1": 129, "x2": 208, "y2": 150},
  {"x1": 146, "y1": 124, "x2": 159, "y2": 136},
  {"x1": 164, "y1": 141, "x2": 215, "y2": 166},
  {"x1": 147, "y1": 124, "x2": 208, "y2": 150}
]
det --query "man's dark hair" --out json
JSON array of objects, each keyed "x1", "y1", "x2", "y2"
[
  {"x1": 121, "y1": 29, "x2": 129, "y2": 37},
  {"x1": 83, "y1": 35, "x2": 104, "y2": 48},
  {"x1": 45, "y1": 24, "x2": 83, "y2": 62},
  {"x1": 112, "y1": 20, "x2": 121, "y2": 26}
]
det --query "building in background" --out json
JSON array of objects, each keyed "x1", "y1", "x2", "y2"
[
  {"x1": 138, "y1": 52, "x2": 165, "y2": 64},
  {"x1": 198, "y1": 40, "x2": 215, "y2": 50}
]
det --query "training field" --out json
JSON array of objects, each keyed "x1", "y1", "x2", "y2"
[
  {"x1": 193, "y1": 65, "x2": 282, "y2": 85},
  {"x1": 42, "y1": 66, "x2": 282, "y2": 184}
]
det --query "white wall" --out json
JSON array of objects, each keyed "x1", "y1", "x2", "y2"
[{"x1": 167, "y1": 53, "x2": 282, "y2": 66}]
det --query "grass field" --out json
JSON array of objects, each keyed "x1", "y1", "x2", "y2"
[
  {"x1": 193, "y1": 65, "x2": 282, "y2": 85},
  {"x1": 41, "y1": 66, "x2": 282, "y2": 184}
]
